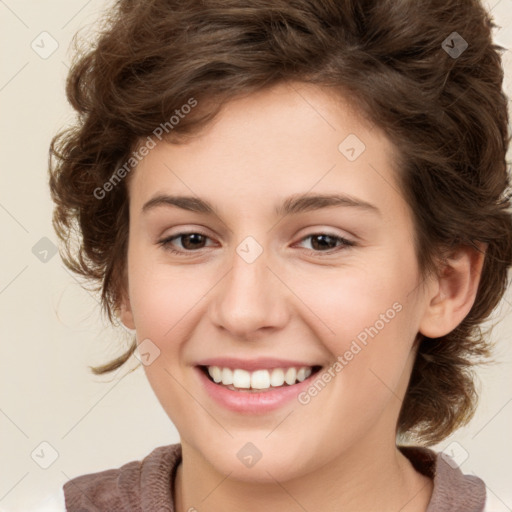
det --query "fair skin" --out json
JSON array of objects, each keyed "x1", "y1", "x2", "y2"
[{"x1": 119, "y1": 82, "x2": 485, "y2": 512}]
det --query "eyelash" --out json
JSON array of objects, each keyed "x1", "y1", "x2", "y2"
[{"x1": 157, "y1": 231, "x2": 355, "y2": 257}]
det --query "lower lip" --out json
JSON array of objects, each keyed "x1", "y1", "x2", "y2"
[{"x1": 195, "y1": 366, "x2": 320, "y2": 414}]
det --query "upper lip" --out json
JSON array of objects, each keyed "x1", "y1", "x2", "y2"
[{"x1": 195, "y1": 357, "x2": 323, "y2": 372}]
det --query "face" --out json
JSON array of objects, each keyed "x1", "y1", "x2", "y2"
[{"x1": 120, "y1": 82, "x2": 433, "y2": 482}]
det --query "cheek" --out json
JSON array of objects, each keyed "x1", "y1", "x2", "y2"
[
  {"x1": 126, "y1": 255, "x2": 185, "y2": 360},
  {"x1": 126, "y1": 252, "x2": 199, "y2": 417},
  {"x1": 129, "y1": 275, "x2": 176, "y2": 339},
  {"x1": 127, "y1": 243, "x2": 207, "y2": 333},
  {"x1": 298, "y1": 251, "x2": 420, "y2": 390},
  {"x1": 301, "y1": 260, "x2": 415, "y2": 348}
]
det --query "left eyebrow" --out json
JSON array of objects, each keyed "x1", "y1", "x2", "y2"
[
  {"x1": 141, "y1": 192, "x2": 381, "y2": 217},
  {"x1": 275, "y1": 192, "x2": 381, "y2": 217}
]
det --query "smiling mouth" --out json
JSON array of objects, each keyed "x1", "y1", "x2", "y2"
[{"x1": 198, "y1": 365, "x2": 323, "y2": 392}]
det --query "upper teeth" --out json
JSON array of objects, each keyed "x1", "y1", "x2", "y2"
[{"x1": 206, "y1": 366, "x2": 313, "y2": 389}]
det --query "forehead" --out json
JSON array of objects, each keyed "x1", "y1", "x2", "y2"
[{"x1": 128, "y1": 82, "x2": 407, "y2": 221}]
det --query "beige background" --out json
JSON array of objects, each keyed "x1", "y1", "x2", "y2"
[{"x1": 0, "y1": 0, "x2": 511, "y2": 510}]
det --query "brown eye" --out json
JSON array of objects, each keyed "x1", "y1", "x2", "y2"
[
  {"x1": 176, "y1": 233, "x2": 208, "y2": 250},
  {"x1": 296, "y1": 233, "x2": 355, "y2": 254},
  {"x1": 158, "y1": 232, "x2": 214, "y2": 255},
  {"x1": 310, "y1": 234, "x2": 339, "y2": 251}
]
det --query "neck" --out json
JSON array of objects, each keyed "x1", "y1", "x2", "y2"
[{"x1": 173, "y1": 437, "x2": 433, "y2": 512}]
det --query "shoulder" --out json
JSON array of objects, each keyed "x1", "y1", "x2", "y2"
[
  {"x1": 399, "y1": 445, "x2": 496, "y2": 512},
  {"x1": 62, "y1": 443, "x2": 181, "y2": 511}
]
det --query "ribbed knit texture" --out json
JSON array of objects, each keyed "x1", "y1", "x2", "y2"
[
  {"x1": 400, "y1": 446, "x2": 486, "y2": 512},
  {"x1": 64, "y1": 444, "x2": 180, "y2": 511},
  {"x1": 63, "y1": 443, "x2": 486, "y2": 511}
]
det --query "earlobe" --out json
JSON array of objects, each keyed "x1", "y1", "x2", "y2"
[{"x1": 418, "y1": 242, "x2": 487, "y2": 339}]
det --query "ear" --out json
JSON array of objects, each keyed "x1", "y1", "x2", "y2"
[
  {"x1": 118, "y1": 292, "x2": 136, "y2": 330},
  {"x1": 418, "y1": 242, "x2": 487, "y2": 338}
]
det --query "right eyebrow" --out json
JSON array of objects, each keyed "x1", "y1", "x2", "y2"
[{"x1": 142, "y1": 195, "x2": 215, "y2": 215}]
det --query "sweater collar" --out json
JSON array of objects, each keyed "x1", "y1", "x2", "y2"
[{"x1": 138, "y1": 443, "x2": 485, "y2": 511}]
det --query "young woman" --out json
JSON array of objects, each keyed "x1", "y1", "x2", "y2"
[{"x1": 45, "y1": 0, "x2": 511, "y2": 510}]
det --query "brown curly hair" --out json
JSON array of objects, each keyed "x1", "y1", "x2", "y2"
[{"x1": 48, "y1": 0, "x2": 512, "y2": 445}]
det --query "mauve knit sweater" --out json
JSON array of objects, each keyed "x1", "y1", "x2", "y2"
[{"x1": 62, "y1": 443, "x2": 487, "y2": 511}]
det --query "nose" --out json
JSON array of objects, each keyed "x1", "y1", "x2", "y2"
[{"x1": 208, "y1": 238, "x2": 290, "y2": 340}]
